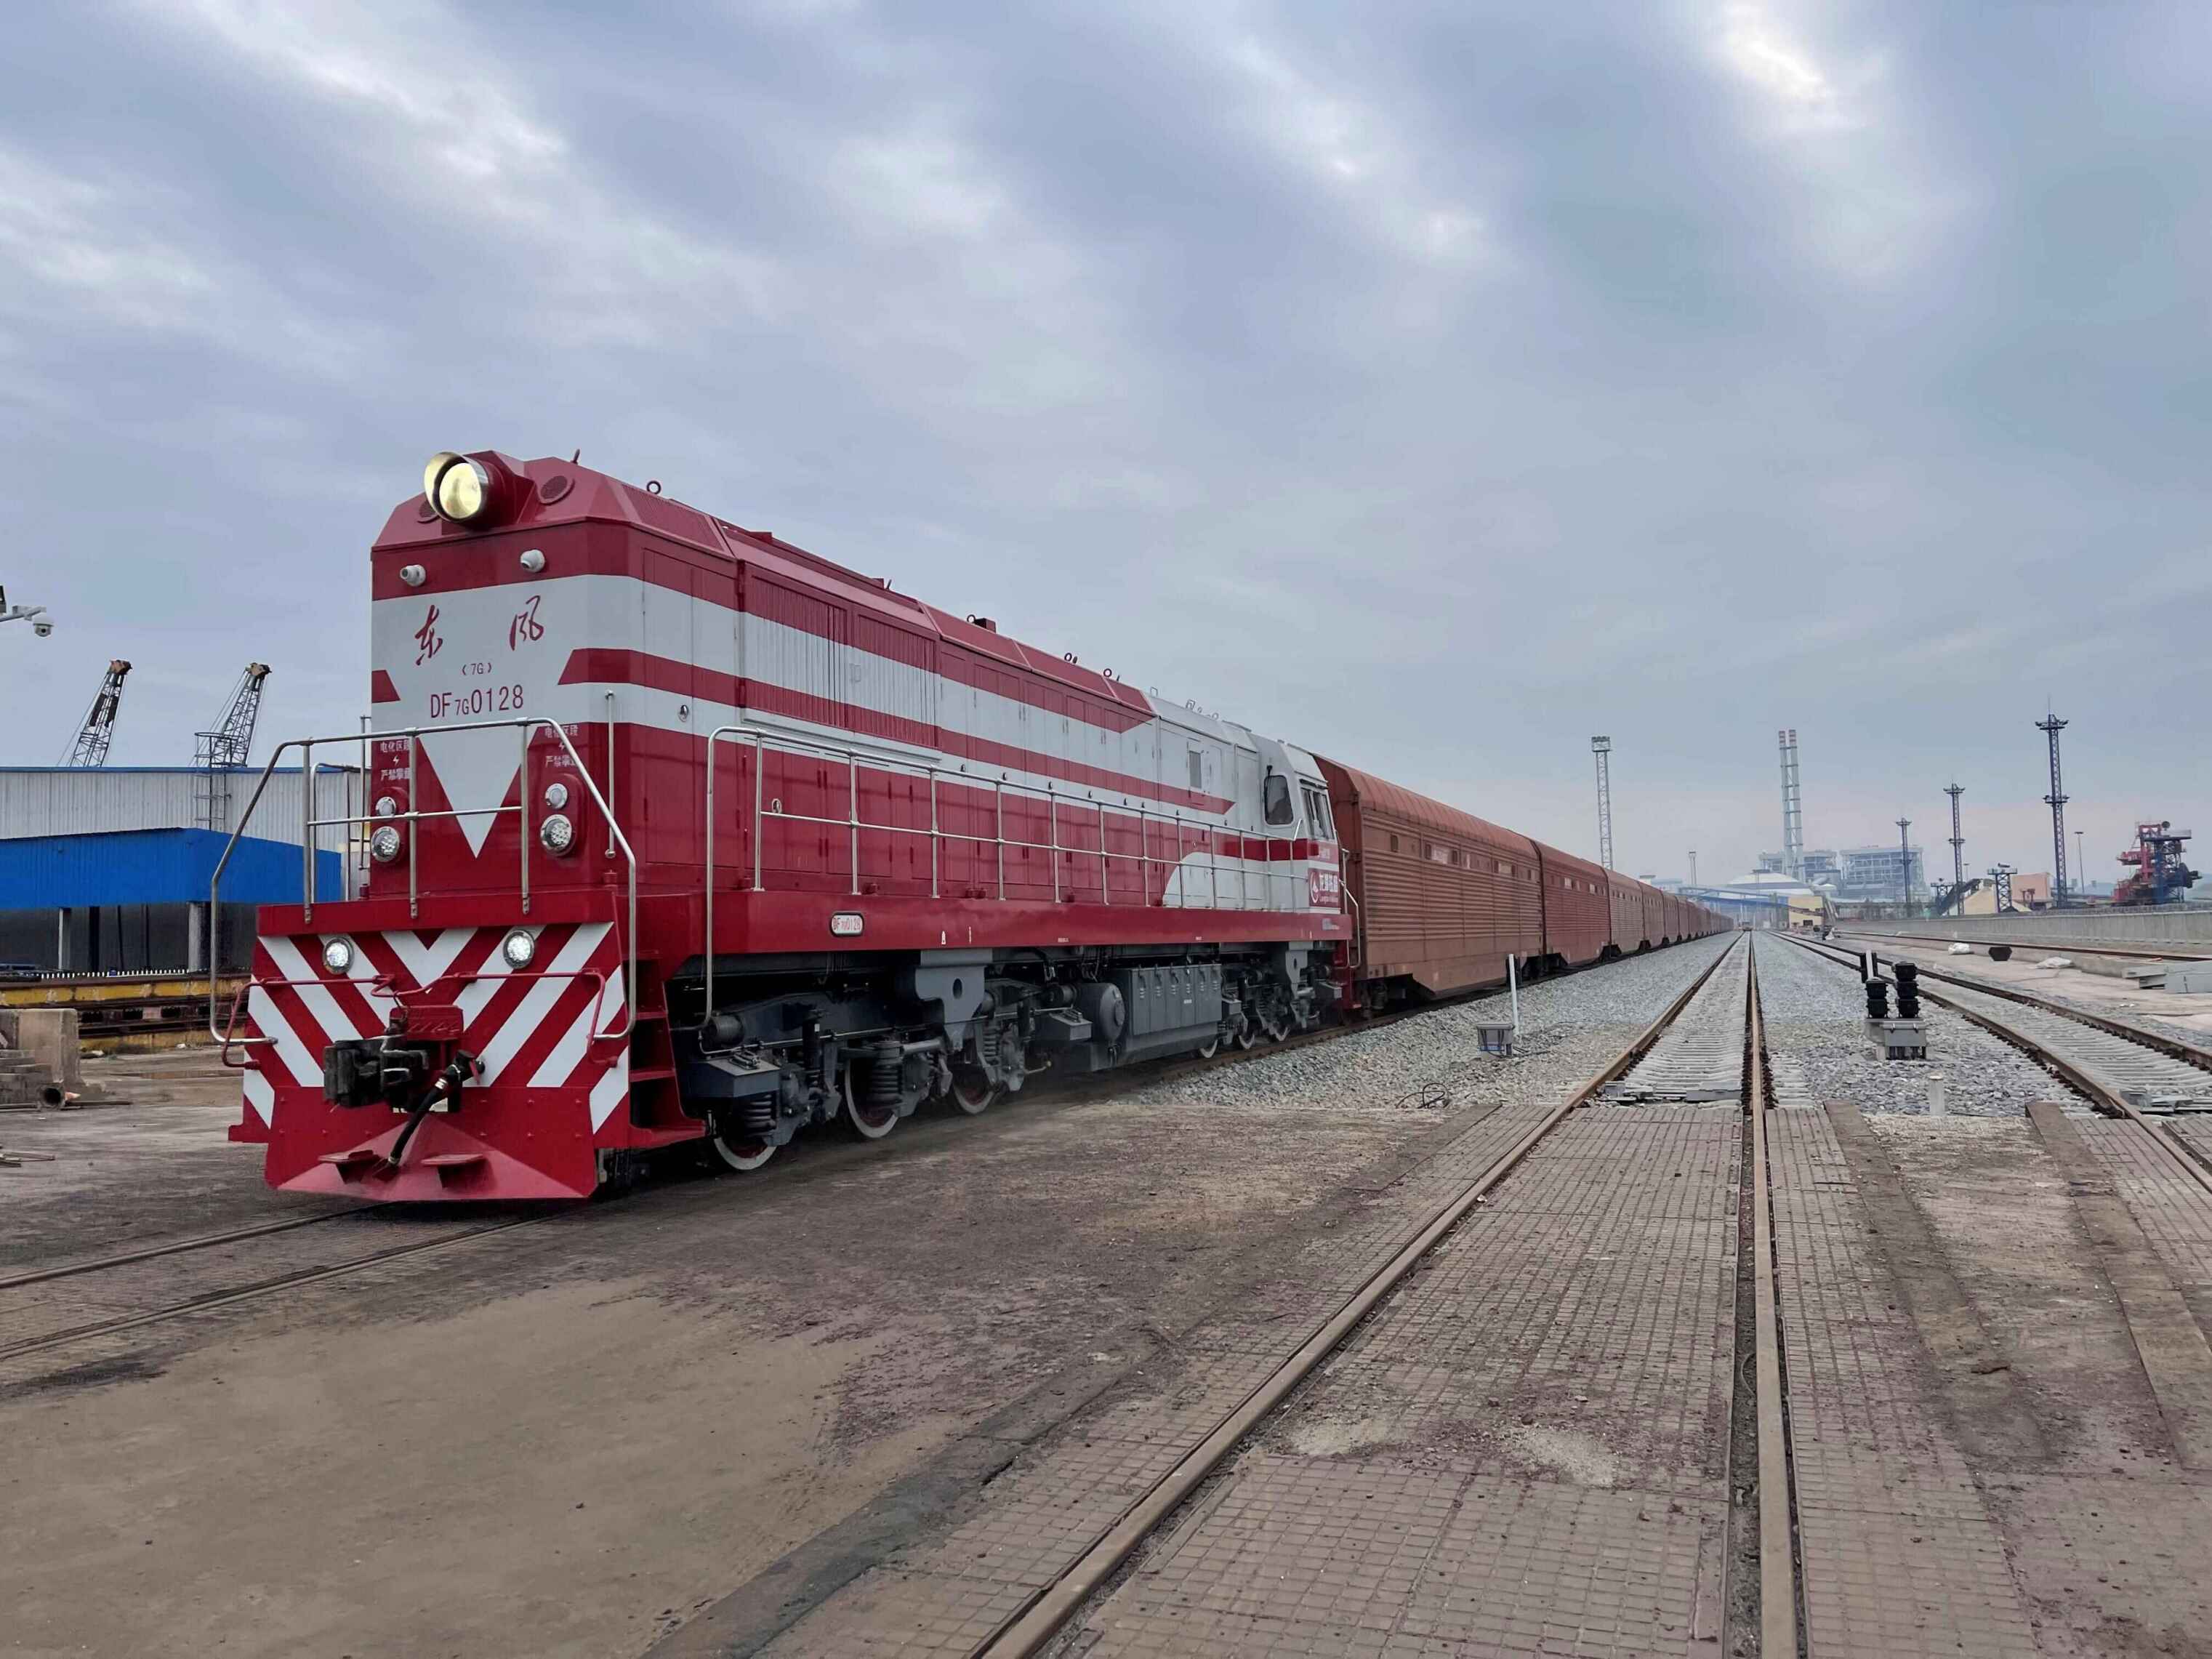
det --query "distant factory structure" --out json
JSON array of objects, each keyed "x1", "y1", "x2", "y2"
[{"x1": 1761, "y1": 845, "x2": 1920, "y2": 911}]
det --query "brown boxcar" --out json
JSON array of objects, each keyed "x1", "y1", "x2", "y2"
[
  {"x1": 1534, "y1": 842, "x2": 1611, "y2": 968},
  {"x1": 1606, "y1": 870, "x2": 1649, "y2": 955},
  {"x1": 1317, "y1": 756, "x2": 1545, "y2": 1003}
]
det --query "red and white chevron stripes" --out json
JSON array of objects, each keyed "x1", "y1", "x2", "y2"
[{"x1": 234, "y1": 921, "x2": 630, "y2": 1146}]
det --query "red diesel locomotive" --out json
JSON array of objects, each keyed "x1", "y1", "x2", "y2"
[{"x1": 220, "y1": 450, "x2": 1724, "y2": 1201}]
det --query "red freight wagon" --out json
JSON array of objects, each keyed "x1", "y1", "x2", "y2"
[
  {"x1": 1606, "y1": 870, "x2": 1646, "y2": 954},
  {"x1": 1535, "y1": 843, "x2": 1611, "y2": 969},
  {"x1": 1316, "y1": 757, "x2": 1546, "y2": 1005}
]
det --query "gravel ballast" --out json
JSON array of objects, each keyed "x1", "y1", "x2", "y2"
[
  {"x1": 1754, "y1": 933, "x2": 2085, "y2": 1116},
  {"x1": 1112, "y1": 932, "x2": 1740, "y2": 1122}
]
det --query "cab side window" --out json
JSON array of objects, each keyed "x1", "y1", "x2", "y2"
[{"x1": 1300, "y1": 783, "x2": 1333, "y2": 837}]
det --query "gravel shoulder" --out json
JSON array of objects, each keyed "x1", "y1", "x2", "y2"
[
  {"x1": 1755, "y1": 932, "x2": 2082, "y2": 1116},
  {"x1": 1837, "y1": 931, "x2": 2212, "y2": 1048}
]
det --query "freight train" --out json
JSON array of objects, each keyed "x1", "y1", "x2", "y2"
[{"x1": 220, "y1": 451, "x2": 1724, "y2": 1200}]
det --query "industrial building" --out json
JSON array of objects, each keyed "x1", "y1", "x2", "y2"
[
  {"x1": 0, "y1": 767, "x2": 357, "y2": 972},
  {"x1": 1837, "y1": 842, "x2": 1926, "y2": 902}
]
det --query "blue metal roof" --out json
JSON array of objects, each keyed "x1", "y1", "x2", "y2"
[{"x1": 0, "y1": 827, "x2": 342, "y2": 909}]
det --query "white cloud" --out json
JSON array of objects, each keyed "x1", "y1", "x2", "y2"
[
  {"x1": 153, "y1": 0, "x2": 790, "y2": 345},
  {"x1": 0, "y1": 145, "x2": 373, "y2": 372},
  {"x1": 1697, "y1": 0, "x2": 1960, "y2": 283},
  {"x1": 1714, "y1": 1, "x2": 1853, "y2": 132},
  {"x1": 1210, "y1": 25, "x2": 1490, "y2": 270}
]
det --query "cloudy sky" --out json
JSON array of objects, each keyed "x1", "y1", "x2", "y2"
[{"x1": 2, "y1": 1, "x2": 2205, "y2": 888}]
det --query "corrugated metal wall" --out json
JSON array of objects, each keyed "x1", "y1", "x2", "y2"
[
  {"x1": 0, "y1": 767, "x2": 358, "y2": 856},
  {"x1": 0, "y1": 829, "x2": 344, "y2": 909}
]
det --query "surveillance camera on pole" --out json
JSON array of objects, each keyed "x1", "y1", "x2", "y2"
[{"x1": 1, "y1": 586, "x2": 55, "y2": 637}]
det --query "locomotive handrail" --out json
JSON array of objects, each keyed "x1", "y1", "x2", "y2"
[
  {"x1": 700, "y1": 725, "x2": 1305, "y2": 1019},
  {"x1": 209, "y1": 715, "x2": 638, "y2": 1048}
]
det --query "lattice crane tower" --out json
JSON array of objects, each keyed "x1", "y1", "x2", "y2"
[{"x1": 2037, "y1": 712, "x2": 2070, "y2": 906}]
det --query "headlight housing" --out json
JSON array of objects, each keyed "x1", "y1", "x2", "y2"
[
  {"x1": 539, "y1": 814, "x2": 575, "y2": 854},
  {"x1": 374, "y1": 795, "x2": 398, "y2": 819},
  {"x1": 322, "y1": 938, "x2": 354, "y2": 973},
  {"x1": 501, "y1": 928, "x2": 537, "y2": 969},
  {"x1": 542, "y1": 782, "x2": 569, "y2": 811},
  {"x1": 370, "y1": 824, "x2": 403, "y2": 863},
  {"x1": 425, "y1": 452, "x2": 494, "y2": 523}
]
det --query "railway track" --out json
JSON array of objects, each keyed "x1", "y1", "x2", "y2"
[
  {"x1": 1, "y1": 941, "x2": 1721, "y2": 1378},
  {"x1": 946, "y1": 933, "x2": 1800, "y2": 1658},
  {"x1": 1787, "y1": 933, "x2": 2212, "y2": 1198},
  {"x1": 0, "y1": 1213, "x2": 546, "y2": 1368}
]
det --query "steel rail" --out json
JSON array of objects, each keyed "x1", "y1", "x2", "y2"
[
  {"x1": 1745, "y1": 943, "x2": 1802, "y2": 1655},
  {"x1": 1833, "y1": 942, "x2": 2212, "y2": 1074},
  {"x1": 0, "y1": 1216, "x2": 545, "y2": 1366},
  {"x1": 0, "y1": 1208, "x2": 369, "y2": 1292},
  {"x1": 969, "y1": 933, "x2": 1747, "y2": 1658},
  {"x1": 1787, "y1": 934, "x2": 2212, "y2": 1204}
]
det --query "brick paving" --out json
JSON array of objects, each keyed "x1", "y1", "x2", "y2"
[
  {"x1": 1766, "y1": 1108, "x2": 2039, "y2": 1656},
  {"x1": 2083, "y1": 1120, "x2": 2212, "y2": 1298},
  {"x1": 755, "y1": 989, "x2": 1747, "y2": 1658},
  {"x1": 753, "y1": 1064, "x2": 1609, "y2": 1656},
  {"x1": 1059, "y1": 1104, "x2": 1742, "y2": 1658}
]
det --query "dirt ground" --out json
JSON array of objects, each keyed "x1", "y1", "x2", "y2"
[
  {"x1": 1862, "y1": 1112, "x2": 2212, "y2": 1656},
  {"x1": 0, "y1": 1044, "x2": 1503, "y2": 1659}
]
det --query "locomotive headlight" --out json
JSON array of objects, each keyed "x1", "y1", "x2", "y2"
[
  {"x1": 322, "y1": 938, "x2": 355, "y2": 974},
  {"x1": 374, "y1": 795, "x2": 398, "y2": 819},
  {"x1": 370, "y1": 824, "x2": 403, "y2": 863},
  {"x1": 542, "y1": 782, "x2": 569, "y2": 811},
  {"x1": 501, "y1": 928, "x2": 537, "y2": 969},
  {"x1": 539, "y1": 813, "x2": 575, "y2": 854},
  {"x1": 424, "y1": 451, "x2": 493, "y2": 523}
]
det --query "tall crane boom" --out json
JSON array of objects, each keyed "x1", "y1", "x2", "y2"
[
  {"x1": 196, "y1": 662, "x2": 272, "y2": 770},
  {"x1": 63, "y1": 659, "x2": 132, "y2": 766},
  {"x1": 195, "y1": 663, "x2": 272, "y2": 833}
]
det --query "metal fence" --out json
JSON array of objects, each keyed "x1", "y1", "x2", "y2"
[{"x1": 0, "y1": 766, "x2": 358, "y2": 856}]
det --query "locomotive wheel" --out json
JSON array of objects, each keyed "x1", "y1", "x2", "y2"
[
  {"x1": 1194, "y1": 1035, "x2": 1219, "y2": 1059},
  {"x1": 707, "y1": 1130, "x2": 776, "y2": 1173},
  {"x1": 843, "y1": 1064, "x2": 901, "y2": 1140},
  {"x1": 1232, "y1": 1015, "x2": 1258, "y2": 1051},
  {"x1": 1263, "y1": 1011, "x2": 1291, "y2": 1043},
  {"x1": 949, "y1": 1069, "x2": 998, "y2": 1114}
]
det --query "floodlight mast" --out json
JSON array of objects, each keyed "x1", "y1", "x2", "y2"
[{"x1": 1590, "y1": 736, "x2": 1614, "y2": 871}]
